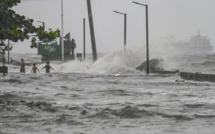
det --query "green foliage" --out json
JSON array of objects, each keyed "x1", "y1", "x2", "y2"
[
  {"x1": 0, "y1": 0, "x2": 61, "y2": 50},
  {"x1": 0, "y1": 0, "x2": 37, "y2": 44},
  {"x1": 4, "y1": 45, "x2": 13, "y2": 51},
  {"x1": 30, "y1": 26, "x2": 60, "y2": 48},
  {"x1": 30, "y1": 37, "x2": 37, "y2": 49},
  {"x1": 36, "y1": 26, "x2": 60, "y2": 41}
]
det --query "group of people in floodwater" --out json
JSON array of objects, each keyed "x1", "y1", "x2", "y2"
[{"x1": 20, "y1": 58, "x2": 54, "y2": 73}]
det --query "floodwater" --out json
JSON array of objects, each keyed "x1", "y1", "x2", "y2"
[{"x1": 1, "y1": 51, "x2": 215, "y2": 134}]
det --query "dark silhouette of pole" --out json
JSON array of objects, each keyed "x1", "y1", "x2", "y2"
[
  {"x1": 38, "y1": 21, "x2": 45, "y2": 30},
  {"x1": 132, "y1": 1, "x2": 150, "y2": 74},
  {"x1": 3, "y1": 50, "x2": 5, "y2": 76},
  {"x1": 87, "y1": 0, "x2": 97, "y2": 62},
  {"x1": 145, "y1": 5, "x2": 149, "y2": 74},
  {"x1": 61, "y1": 0, "x2": 64, "y2": 61},
  {"x1": 113, "y1": 10, "x2": 127, "y2": 53},
  {"x1": 8, "y1": 40, "x2": 10, "y2": 64},
  {"x1": 83, "y1": 18, "x2": 86, "y2": 61},
  {"x1": 124, "y1": 14, "x2": 127, "y2": 52}
]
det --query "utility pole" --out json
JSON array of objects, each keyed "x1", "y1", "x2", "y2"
[
  {"x1": 145, "y1": 5, "x2": 149, "y2": 74},
  {"x1": 87, "y1": 0, "x2": 97, "y2": 62},
  {"x1": 83, "y1": 18, "x2": 86, "y2": 61},
  {"x1": 61, "y1": 0, "x2": 64, "y2": 61},
  {"x1": 8, "y1": 40, "x2": 10, "y2": 64},
  {"x1": 3, "y1": 49, "x2": 5, "y2": 76},
  {"x1": 124, "y1": 14, "x2": 127, "y2": 53}
]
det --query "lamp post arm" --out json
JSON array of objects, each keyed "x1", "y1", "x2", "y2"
[
  {"x1": 38, "y1": 21, "x2": 45, "y2": 27},
  {"x1": 132, "y1": 1, "x2": 146, "y2": 6},
  {"x1": 113, "y1": 10, "x2": 126, "y2": 15}
]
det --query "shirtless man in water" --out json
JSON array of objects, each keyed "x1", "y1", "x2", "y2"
[
  {"x1": 20, "y1": 59, "x2": 25, "y2": 73},
  {"x1": 31, "y1": 63, "x2": 40, "y2": 73}
]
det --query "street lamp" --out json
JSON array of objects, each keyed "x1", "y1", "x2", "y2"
[
  {"x1": 61, "y1": 0, "x2": 64, "y2": 61},
  {"x1": 132, "y1": 1, "x2": 150, "y2": 74},
  {"x1": 37, "y1": 21, "x2": 45, "y2": 30},
  {"x1": 113, "y1": 10, "x2": 127, "y2": 53}
]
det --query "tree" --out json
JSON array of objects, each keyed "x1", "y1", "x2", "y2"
[
  {"x1": 30, "y1": 26, "x2": 60, "y2": 48},
  {"x1": 0, "y1": 0, "x2": 60, "y2": 50}
]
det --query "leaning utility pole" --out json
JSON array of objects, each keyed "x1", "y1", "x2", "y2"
[{"x1": 87, "y1": 0, "x2": 97, "y2": 62}]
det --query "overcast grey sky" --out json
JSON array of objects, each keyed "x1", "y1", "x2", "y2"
[{"x1": 12, "y1": 0, "x2": 215, "y2": 54}]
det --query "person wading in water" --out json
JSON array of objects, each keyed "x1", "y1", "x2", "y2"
[
  {"x1": 41, "y1": 61, "x2": 54, "y2": 73},
  {"x1": 20, "y1": 58, "x2": 25, "y2": 73},
  {"x1": 31, "y1": 63, "x2": 40, "y2": 73}
]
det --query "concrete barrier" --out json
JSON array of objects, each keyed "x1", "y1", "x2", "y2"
[
  {"x1": 0, "y1": 66, "x2": 8, "y2": 73},
  {"x1": 154, "y1": 70, "x2": 179, "y2": 74},
  {"x1": 180, "y1": 72, "x2": 215, "y2": 82}
]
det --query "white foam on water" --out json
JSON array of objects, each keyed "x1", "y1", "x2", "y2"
[{"x1": 48, "y1": 44, "x2": 148, "y2": 74}]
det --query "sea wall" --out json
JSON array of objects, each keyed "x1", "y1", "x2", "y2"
[
  {"x1": 180, "y1": 72, "x2": 215, "y2": 82},
  {"x1": 154, "y1": 70, "x2": 179, "y2": 74}
]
